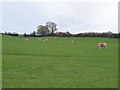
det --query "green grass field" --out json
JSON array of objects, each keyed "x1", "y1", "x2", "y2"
[{"x1": 2, "y1": 35, "x2": 118, "y2": 88}]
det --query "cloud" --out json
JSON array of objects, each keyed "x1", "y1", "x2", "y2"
[
  {"x1": 46, "y1": 15, "x2": 116, "y2": 34},
  {"x1": 0, "y1": 0, "x2": 119, "y2": 3},
  {"x1": 2, "y1": 1, "x2": 118, "y2": 34}
]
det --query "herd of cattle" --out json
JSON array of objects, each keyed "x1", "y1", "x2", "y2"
[
  {"x1": 24, "y1": 37, "x2": 56, "y2": 41},
  {"x1": 24, "y1": 37, "x2": 107, "y2": 49}
]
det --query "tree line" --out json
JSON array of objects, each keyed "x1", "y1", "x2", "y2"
[{"x1": 1, "y1": 21, "x2": 120, "y2": 38}]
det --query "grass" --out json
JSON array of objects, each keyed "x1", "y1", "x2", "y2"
[{"x1": 2, "y1": 35, "x2": 118, "y2": 88}]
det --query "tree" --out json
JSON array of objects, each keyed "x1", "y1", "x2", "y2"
[
  {"x1": 37, "y1": 25, "x2": 49, "y2": 36},
  {"x1": 56, "y1": 32, "x2": 66, "y2": 37},
  {"x1": 23, "y1": 33, "x2": 27, "y2": 37},
  {"x1": 46, "y1": 21, "x2": 57, "y2": 35},
  {"x1": 66, "y1": 31, "x2": 71, "y2": 37},
  {"x1": 30, "y1": 31, "x2": 36, "y2": 37}
]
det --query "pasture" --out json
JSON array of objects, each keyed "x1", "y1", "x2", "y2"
[{"x1": 2, "y1": 35, "x2": 118, "y2": 88}]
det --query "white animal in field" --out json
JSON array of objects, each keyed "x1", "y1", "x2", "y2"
[
  {"x1": 98, "y1": 43, "x2": 107, "y2": 49},
  {"x1": 71, "y1": 40, "x2": 74, "y2": 43}
]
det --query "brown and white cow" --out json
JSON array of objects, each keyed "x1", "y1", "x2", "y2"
[{"x1": 98, "y1": 43, "x2": 107, "y2": 49}]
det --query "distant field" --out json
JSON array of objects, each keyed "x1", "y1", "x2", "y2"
[{"x1": 2, "y1": 35, "x2": 118, "y2": 88}]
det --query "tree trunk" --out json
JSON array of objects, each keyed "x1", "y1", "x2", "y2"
[{"x1": 52, "y1": 29, "x2": 54, "y2": 35}]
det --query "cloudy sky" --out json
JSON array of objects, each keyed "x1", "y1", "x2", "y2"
[{"x1": 1, "y1": 0, "x2": 118, "y2": 34}]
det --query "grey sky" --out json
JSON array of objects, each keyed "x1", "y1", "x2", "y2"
[{"x1": 1, "y1": 0, "x2": 118, "y2": 34}]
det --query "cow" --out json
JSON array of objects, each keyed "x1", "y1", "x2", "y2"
[
  {"x1": 98, "y1": 43, "x2": 107, "y2": 49},
  {"x1": 24, "y1": 39, "x2": 30, "y2": 40},
  {"x1": 49, "y1": 37, "x2": 52, "y2": 39},
  {"x1": 38, "y1": 38, "x2": 48, "y2": 41}
]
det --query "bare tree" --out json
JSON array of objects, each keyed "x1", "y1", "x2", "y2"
[{"x1": 46, "y1": 21, "x2": 57, "y2": 35}]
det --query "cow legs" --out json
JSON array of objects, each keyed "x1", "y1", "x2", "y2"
[
  {"x1": 98, "y1": 46, "x2": 103, "y2": 49},
  {"x1": 98, "y1": 46, "x2": 100, "y2": 49},
  {"x1": 98, "y1": 46, "x2": 107, "y2": 49},
  {"x1": 104, "y1": 46, "x2": 107, "y2": 48}
]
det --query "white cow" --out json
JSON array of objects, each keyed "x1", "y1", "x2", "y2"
[{"x1": 98, "y1": 43, "x2": 107, "y2": 49}]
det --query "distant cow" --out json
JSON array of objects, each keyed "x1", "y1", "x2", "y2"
[
  {"x1": 71, "y1": 40, "x2": 74, "y2": 44},
  {"x1": 98, "y1": 43, "x2": 107, "y2": 49},
  {"x1": 38, "y1": 39, "x2": 48, "y2": 41},
  {"x1": 24, "y1": 39, "x2": 30, "y2": 40}
]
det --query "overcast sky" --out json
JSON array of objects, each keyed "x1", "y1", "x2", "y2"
[{"x1": 1, "y1": 0, "x2": 118, "y2": 34}]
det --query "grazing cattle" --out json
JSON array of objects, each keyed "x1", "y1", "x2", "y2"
[
  {"x1": 98, "y1": 43, "x2": 107, "y2": 49},
  {"x1": 24, "y1": 39, "x2": 30, "y2": 40},
  {"x1": 38, "y1": 39, "x2": 42, "y2": 40},
  {"x1": 38, "y1": 39, "x2": 48, "y2": 41},
  {"x1": 49, "y1": 37, "x2": 52, "y2": 39}
]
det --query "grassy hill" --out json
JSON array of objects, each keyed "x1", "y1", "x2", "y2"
[{"x1": 2, "y1": 35, "x2": 118, "y2": 88}]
